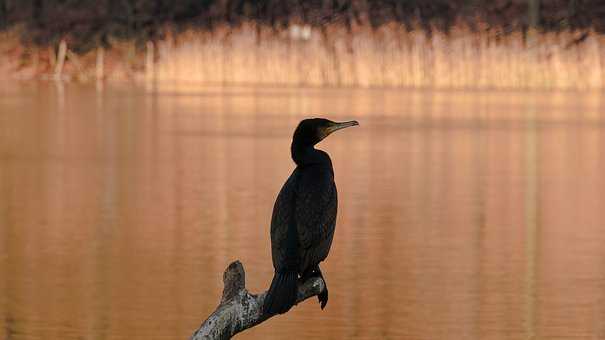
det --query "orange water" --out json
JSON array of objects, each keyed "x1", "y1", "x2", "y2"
[{"x1": 1, "y1": 83, "x2": 604, "y2": 339}]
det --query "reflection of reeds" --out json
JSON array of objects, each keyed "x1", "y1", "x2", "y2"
[{"x1": 3, "y1": 23, "x2": 605, "y2": 89}]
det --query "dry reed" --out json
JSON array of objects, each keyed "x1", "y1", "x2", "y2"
[
  {"x1": 3, "y1": 23, "x2": 605, "y2": 89},
  {"x1": 154, "y1": 23, "x2": 605, "y2": 90}
]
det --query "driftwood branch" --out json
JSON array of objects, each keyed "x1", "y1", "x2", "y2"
[{"x1": 190, "y1": 261, "x2": 325, "y2": 340}]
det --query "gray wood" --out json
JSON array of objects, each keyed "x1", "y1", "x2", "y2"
[
  {"x1": 190, "y1": 260, "x2": 325, "y2": 340},
  {"x1": 528, "y1": 0, "x2": 540, "y2": 28}
]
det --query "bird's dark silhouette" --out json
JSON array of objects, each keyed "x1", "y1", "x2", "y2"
[{"x1": 263, "y1": 118, "x2": 359, "y2": 315}]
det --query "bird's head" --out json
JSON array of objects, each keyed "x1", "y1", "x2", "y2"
[{"x1": 292, "y1": 118, "x2": 359, "y2": 148}]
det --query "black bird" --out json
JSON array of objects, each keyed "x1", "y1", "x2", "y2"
[{"x1": 263, "y1": 118, "x2": 359, "y2": 315}]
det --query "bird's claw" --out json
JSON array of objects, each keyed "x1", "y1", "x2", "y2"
[{"x1": 318, "y1": 289, "x2": 328, "y2": 309}]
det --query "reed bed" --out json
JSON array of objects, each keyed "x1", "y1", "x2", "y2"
[
  {"x1": 3, "y1": 24, "x2": 605, "y2": 89},
  {"x1": 155, "y1": 24, "x2": 604, "y2": 90}
]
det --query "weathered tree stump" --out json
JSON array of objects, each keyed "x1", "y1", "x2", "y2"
[{"x1": 190, "y1": 261, "x2": 325, "y2": 340}]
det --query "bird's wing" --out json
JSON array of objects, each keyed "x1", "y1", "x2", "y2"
[
  {"x1": 270, "y1": 173, "x2": 298, "y2": 272},
  {"x1": 295, "y1": 167, "x2": 337, "y2": 273}
]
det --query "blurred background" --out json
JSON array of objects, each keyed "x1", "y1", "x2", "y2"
[{"x1": 1, "y1": 1, "x2": 605, "y2": 340}]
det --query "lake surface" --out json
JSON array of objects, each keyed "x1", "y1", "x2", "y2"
[{"x1": 1, "y1": 83, "x2": 604, "y2": 340}]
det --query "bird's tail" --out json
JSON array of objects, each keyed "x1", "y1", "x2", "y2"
[{"x1": 262, "y1": 270, "x2": 298, "y2": 315}]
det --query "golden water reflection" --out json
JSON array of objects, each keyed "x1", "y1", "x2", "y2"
[{"x1": 0, "y1": 84, "x2": 604, "y2": 339}]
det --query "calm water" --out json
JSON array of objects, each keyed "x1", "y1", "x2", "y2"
[{"x1": 1, "y1": 83, "x2": 604, "y2": 340}]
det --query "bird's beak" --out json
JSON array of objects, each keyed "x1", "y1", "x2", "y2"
[{"x1": 325, "y1": 120, "x2": 359, "y2": 136}]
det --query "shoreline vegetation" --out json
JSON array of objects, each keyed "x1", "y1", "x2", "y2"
[{"x1": 1, "y1": 1, "x2": 604, "y2": 89}]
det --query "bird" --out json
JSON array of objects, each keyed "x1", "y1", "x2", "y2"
[{"x1": 262, "y1": 118, "x2": 359, "y2": 316}]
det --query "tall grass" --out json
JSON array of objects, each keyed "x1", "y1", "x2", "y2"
[
  {"x1": 155, "y1": 23, "x2": 604, "y2": 90},
  {"x1": 3, "y1": 23, "x2": 605, "y2": 89}
]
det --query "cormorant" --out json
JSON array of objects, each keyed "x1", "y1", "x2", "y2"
[{"x1": 263, "y1": 118, "x2": 359, "y2": 315}]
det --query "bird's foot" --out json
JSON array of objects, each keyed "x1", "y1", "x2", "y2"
[
  {"x1": 313, "y1": 267, "x2": 328, "y2": 310},
  {"x1": 302, "y1": 266, "x2": 329, "y2": 309},
  {"x1": 318, "y1": 287, "x2": 328, "y2": 309}
]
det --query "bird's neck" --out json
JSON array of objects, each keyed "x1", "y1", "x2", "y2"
[{"x1": 291, "y1": 143, "x2": 330, "y2": 167}]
